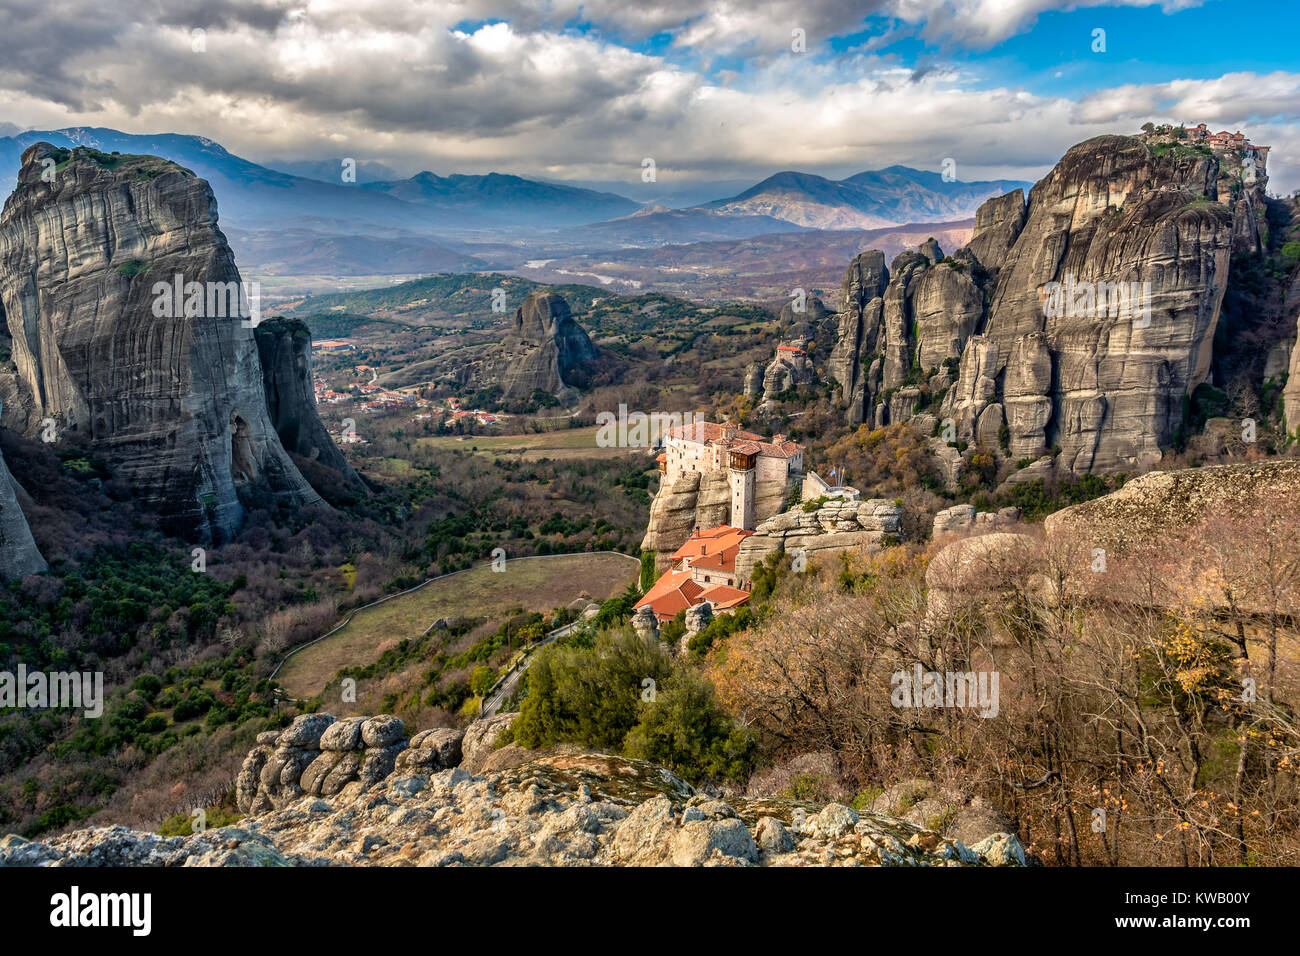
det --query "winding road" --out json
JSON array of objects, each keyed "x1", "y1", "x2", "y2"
[{"x1": 480, "y1": 620, "x2": 584, "y2": 718}]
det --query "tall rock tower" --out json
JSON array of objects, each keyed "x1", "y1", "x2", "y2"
[{"x1": 0, "y1": 143, "x2": 323, "y2": 541}]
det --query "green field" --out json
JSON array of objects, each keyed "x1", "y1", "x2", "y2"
[
  {"x1": 419, "y1": 425, "x2": 647, "y2": 461},
  {"x1": 276, "y1": 551, "x2": 639, "y2": 699}
]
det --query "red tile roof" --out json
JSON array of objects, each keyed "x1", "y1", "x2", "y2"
[
  {"x1": 667, "y1": 421, "x2": 765, "y2": 444},
  {"x1": 670, "y1": 525, "x2": 754, "y2": 575},
  {"x1": 697, "y1": 584, "x2": 751, "y2": 610},
  {"x1": 666, "y1": 420, "x2": 803, "y2": 460},
  {"x1": 634, "y1": 569, "x2": 703, "y2": 621},
  {"x1": 634, "y1": 570, "x2": 751, "y2": 622}
]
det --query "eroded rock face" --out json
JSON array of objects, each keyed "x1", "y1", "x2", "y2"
[
  {"x1": 460, "y1": 712, "x2": 518, "y2": 775},
  {"x1": 641, "y1": 467, "x2": 787, "y2": 563},
  {"x1": 254, "y1": 317, "x2": 363, "y2": 491},
  {"x1": 0, "y1": 411, "x2": 44, "y2": 578},
  {"x1": 734, "y1": 497, "x2": 902, "y2": 581},
  {"x1": 0, "y1": 143, "x2": 322, "y2": 540},
  {"x1": 829, "y1": 135, "x2": 1241, "y2": 476},
  {"x1": 829, "y1": 250, "x2": 889, "y2": 426},
  {"x1": 966, "y1": 189, "x2": 1026, "y2": 271},
  {"x1": 1285, "y1": 324, "x2": 1300, "y2": 435},
  {"x1": 960, "y1": 136, "x2": 1233, "y2": 472},
  {"x1": 5, "y1": 744, "x2": 1027, "y2": 867},
  {"x1": 237, "y1": 714, "x2": 411, "y2": 814},
  {"x1": 491, "y1": 292, "x2": 597, "y2": 399}
]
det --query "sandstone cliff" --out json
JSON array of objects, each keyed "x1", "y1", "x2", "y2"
[
  {"x1": 0, "y1": 143, "x2": 322, "y2": 540},
  {"x1": 640, "y1": 467, "x2": 795, "y2": 563},
  {"x1": 1284, "y1": 292, "x2": 1300, "y2": 435},
  {"x1": 830, "y1": 134, "x2": 1245, "y2": 474},
  {"x1": 254, "y1": 316, "x2": 363, "y2": 491}
]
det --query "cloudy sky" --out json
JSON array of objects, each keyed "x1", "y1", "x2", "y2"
[{"x1": 0, "y1": 0, "x2": 1297, "y2": 191}]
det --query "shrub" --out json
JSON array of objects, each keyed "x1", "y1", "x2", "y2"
[{"x1": 622, "y1": 667, "x2": 757, "y2": 784}]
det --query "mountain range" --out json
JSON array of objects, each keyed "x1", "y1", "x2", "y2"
[
  {"x1": 707, "y1": 166, "x2": 1030, "y2": 230},
  {"x1": 0, "y1": 126, "x2": 1030, "y2": 277}
]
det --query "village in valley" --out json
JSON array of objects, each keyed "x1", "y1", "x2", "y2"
[{"x1": 309, "y1": 337, "x2": 509, "y2": 446}]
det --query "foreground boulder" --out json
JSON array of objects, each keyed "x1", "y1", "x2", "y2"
[
  {"x1": 925, "y1": 459, "x2": 1300, "y2": 620},
  {"x1": 1042, "y1": 458, "x2": 1300, "y2": 555},
  {"x1": 237, "y1": 713, "x2": 412, "y2": 814}
]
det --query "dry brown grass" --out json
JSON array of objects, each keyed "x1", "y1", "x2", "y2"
[{"x1": 277, "y1": 551, "x2": 638, "y2": 699}]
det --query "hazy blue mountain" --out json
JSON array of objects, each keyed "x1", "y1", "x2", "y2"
[
  {"x1": 561, "y1": 204, "x2": 808, "y2": 245},
  {"x1": 263, "y1": 156, "x2": 400, "y2": 185},
  {"x1": 0, "y1": 127, "x2": 434, "y2": 231},
  {"x1": 0, "y1": 129, "x2": 636, "y2": 233},
  {"x1": 360, "y1": 171, "x2": 640, "y2": 227},
  {"x1": 548, "y1": 177, "x2": 757, "y2": 209},
  {"x1": 705, "y1": 165, "x2": 1030, "y2": 229}
]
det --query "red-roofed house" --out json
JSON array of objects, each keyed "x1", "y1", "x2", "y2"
[
  {"x1": 670, "y1": 525, "x2": 753, "y2": 589},
  {"x1": 635, "y1": 525, "x2": 755, "y2": 623}
]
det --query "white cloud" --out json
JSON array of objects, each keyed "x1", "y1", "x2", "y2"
[{"x1": 0, "y1": 0, "x2": 1294, "y2": 193}]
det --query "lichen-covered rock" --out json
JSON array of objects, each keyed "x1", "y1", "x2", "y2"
[
  {"x1": 358, "y1": 743, "x2": 406, "y2": 788},
  {"x1": 970, "y1": 832, "x2": 1028, "y2": 866},
  {"x1": 754, "y1": 816, "x2": 794, "y2": 853},
  {"x1": 319, "y1": 716, "x2": 365, "y2": 752},
  {"x1": 280, "y1": 714, "x2": 337, "y2": 748},
  {"x1": 460, "y1": 713, "x2": 518, "y2": 774},
  {"x1": 683, "y1": 601, "x2": 713, "y2": 638},
  {"x1": 360, "y1": 714, "x2": 404, "y2": 748},
  {"x1": 631, "y1": 605, "x2": 659, "y2": 640},
  {"x1": 395, "y1": 728, "x2": 464, "y2": 774},
  {"x1": 237, "y1": 713, "x2": 408, "y2": 811},
  {"x1": 5, "y1": 746, "x2": 1026, "y2": 868},
  {"x1": 0, "y1": 826, "x2": 309, "y2": 867}
]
